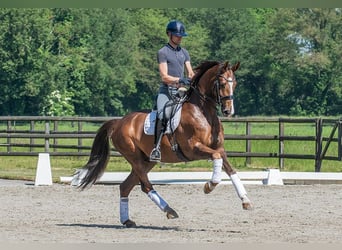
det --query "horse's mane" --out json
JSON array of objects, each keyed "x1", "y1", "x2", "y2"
[{"x1": 192, "y1": 61, "x2": 220, "y2": 87}]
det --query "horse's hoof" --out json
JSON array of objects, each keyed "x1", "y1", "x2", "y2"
[
  {"x1": 123, "y1": 219, "x2": 136, "y2": 228},
  {"x1": 242, "y1": 202, "x2": 253, "y2": 210},
  {"x1": 165, "y1": 206, "x2": 179, "y2": 219},
  {"x1": 203, "y1": 181, "x2": 217, "y2": 194}
]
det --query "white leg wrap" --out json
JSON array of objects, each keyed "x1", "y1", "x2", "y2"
[
  {"x1": 148, "y1": 190, "x2": 168, "y2": 212},
  {"x1": 120, "y1": 197, "x2": 129, "y2": 224},
  {"x1": 211, "y1": 158, "x2": 223, "y2": 184},
  {"x1": 230, "y1": 173, "x2": 247, "y2": 200}
]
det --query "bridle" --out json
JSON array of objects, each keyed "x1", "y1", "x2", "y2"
[
  {"x1": 214, "y1": 71, "x2": 235, "y2": 108},
  {"x1": 190, "y1": 63, "x2": 235, "y2": 111}
]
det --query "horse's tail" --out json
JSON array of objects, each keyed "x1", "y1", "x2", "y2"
[{"x1": 72, "y1": 119, "x2": 118, "y2": 190}]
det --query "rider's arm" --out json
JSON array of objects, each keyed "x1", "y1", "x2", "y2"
[
  {"x1": 159, "y1": 62, "x2": 180, "y2": 87},
  {"x1": 185, "y1": 61, "x2": 195, "y2": 79}
]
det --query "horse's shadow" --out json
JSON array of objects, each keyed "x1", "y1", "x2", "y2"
[{"x1": 56, "y1": 223, "x2": 180, "y2": 231}]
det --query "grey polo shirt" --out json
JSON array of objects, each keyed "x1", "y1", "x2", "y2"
[{"x1": 157, "y1": 43, "x2": 190, "y2": 81}]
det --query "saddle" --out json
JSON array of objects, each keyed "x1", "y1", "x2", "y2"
[{"x1": 144, "y1": 102, "x2": 182, "y2": 135}]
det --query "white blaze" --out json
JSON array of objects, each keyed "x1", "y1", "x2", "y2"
[{"x1": 228, "y1": 77, "x2": 234, "y2": 115}]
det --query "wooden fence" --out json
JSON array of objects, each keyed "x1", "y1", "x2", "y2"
[{"x1": 0, "y1": 116, "x2": 341, "y2": 172}]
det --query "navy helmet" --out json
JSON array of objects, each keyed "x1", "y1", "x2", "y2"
[{"x1": 166, "y1": 20, "x2": 188, "y2": 37}]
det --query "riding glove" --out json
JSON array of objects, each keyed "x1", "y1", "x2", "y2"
[{"x1": 178, "y1": 77, "x2": 191, "y2": 86}]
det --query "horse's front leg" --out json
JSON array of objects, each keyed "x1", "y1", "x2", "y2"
[
  {"x1": 203, "y1": 151, "x2": 224, "y2": 194},
  {"x1": 192, "y1": 143, "x2": 225, "y2": 194},
  {"x1": 222, "y1": 156, "x2": 253, "y2": 210},
  {"x1": 195, "y1": 143, "x2": 253, "y2": 210}
]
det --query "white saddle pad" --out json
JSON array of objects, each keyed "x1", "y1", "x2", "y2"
[{"x1": 144, "y1": 105, "x2": 182, "y2": 135}]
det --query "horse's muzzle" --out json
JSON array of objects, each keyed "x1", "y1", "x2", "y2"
[
  {"x1": 222, "y1": 107, "x2": 234, "y2": 117},
  {"x1": 222, "y1": 109, "x2": 231, "y2": 117}
]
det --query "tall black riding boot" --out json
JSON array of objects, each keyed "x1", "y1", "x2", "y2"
[{"x1": 150, "y1": 118, "x2": 165, "y2": 162}]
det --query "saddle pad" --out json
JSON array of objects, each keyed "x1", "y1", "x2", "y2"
[{"x1": 144, "y1": 105, "x2": 182, "y2": 135}]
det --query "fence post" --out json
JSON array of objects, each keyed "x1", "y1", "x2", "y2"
[
  {"x1": 279, "y1": 121, "x2": 284, "y2": 169},
  {"x1": 44, "y1": 121, "x2": 50, "y2": 152},
  {"x1": 7, "y1": 120, "x2": 11, "y2": 153},
  {"x1": 315, "y1": 118, "x2": 323, "y2": 172},
  {"x1": 245, "y1": 121, "x2": 251, "y2": 165},
  {"x1": 78, "y1": 120, "x2": 83, "y2": 156},
  {"x1": 338, "y1": 119, "x2": 342, "y2": 161},
  {"x1": 53, "y1": 121, "x2": 58, "y2": 152},
  {"x1": 30, "y1": 121, "x2": 34, "y2": 152}
]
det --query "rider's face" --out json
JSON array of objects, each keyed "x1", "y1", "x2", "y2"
[{"x1": 169, "y1": 34, "x2": 182, "y2": 46}]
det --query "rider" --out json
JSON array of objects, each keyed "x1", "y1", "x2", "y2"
[{"x1": 150, "y1": 20, "x2": 195, "y2": 162}]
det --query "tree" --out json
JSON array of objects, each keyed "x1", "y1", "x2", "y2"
[
  {"x1": 265, "y1": 8, "x2": 342, "y2": 116},
  {"x1": 82, "y1": 9, "x2": 140, "y2": 115},
  {"x1": 0, "y1": 8, "x2": 54, "y2": 115},
  {"x1": 1, "y1": 8, "x2": 341, "y2": 117}
]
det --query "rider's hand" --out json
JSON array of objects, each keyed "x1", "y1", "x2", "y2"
[{"x1": 178, "y1": 77, "x2": 191, "y2": 86}]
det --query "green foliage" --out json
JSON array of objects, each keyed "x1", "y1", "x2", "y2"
[
  {"x1": 0, "y1": 8, "x2": 342, "y2": 116},
  {"x1": 41, "y1": 90, "x2": 75, "y2": 116},
  {"x1": 0, "y1": 9, "x2": 54, "y2": 115}
]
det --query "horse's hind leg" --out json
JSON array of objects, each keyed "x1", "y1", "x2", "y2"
[
  {"x1": 135, "y1": 164, "x2": 179, "y2": 220},
  {"x1": 119, "y1": 163, "x2": 178, "y2": 228},
  {"x1": 119, "y1": 171, "x2": 140, "y2": 228}
]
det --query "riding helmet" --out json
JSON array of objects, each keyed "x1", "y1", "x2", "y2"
[{"x1": 166, "y1": 20, "x2": 188, "y2": 37}]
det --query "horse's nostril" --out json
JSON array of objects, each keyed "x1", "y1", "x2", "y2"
[{"x1": 223, "y1": 110, "x2": 230, "y2": 116}]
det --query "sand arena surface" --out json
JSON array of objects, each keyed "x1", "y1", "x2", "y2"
[{"x1": 1, "y1": 180, "x2": 342, "y2": 243}]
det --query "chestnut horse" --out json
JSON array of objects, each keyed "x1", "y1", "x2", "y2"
[{"x1": 72, "y1": 60, "x2": 253, "y2": 227}]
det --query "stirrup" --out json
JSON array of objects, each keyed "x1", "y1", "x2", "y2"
[{"x1": 150, "y1": 147, "x2": 161, "y2": 162}]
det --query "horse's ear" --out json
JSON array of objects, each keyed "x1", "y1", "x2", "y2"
[
  {"x1": 224, "y1": 61, "x2": 229, "y2": 70},
  {"x1": 232, "y1": 61, "x2": 240, "y2": 72}
]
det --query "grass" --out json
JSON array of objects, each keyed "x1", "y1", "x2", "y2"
[{"x1": 1, "y1": 117, "x2": 342, "y2": 182}]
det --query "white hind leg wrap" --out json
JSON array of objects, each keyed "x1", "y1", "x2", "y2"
[
  {"x1": 230, "y1": 173, "x2": 247, "y2": 199},
  {"x1": 120, "y1": 197, "x2": 129, "y2": 224},
  {"x1": 148, "y1": 190, "x2": 168, "y2": 212},
  {"x1": 211, "y1": 158, "x2": 223, "y2": 184}
]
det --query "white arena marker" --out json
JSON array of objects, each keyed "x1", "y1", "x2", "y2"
[
  {"x1": 34, "y1": 153, "x2": 53, "y2": 186},
  {"x1": 265, "y1": 169, "x2": 283, "y2": 185}
]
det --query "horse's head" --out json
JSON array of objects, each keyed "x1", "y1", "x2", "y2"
[
  {"x1": 214, "y1": 61, "x2": 240, "y2": 117},
  {"x1": 192, "y1": 60, "x2": 240, "y2": 117}
]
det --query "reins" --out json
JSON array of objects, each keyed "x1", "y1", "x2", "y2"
[{"x1": 189, "y1": 85, "x2": 218, "y2": 108}]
